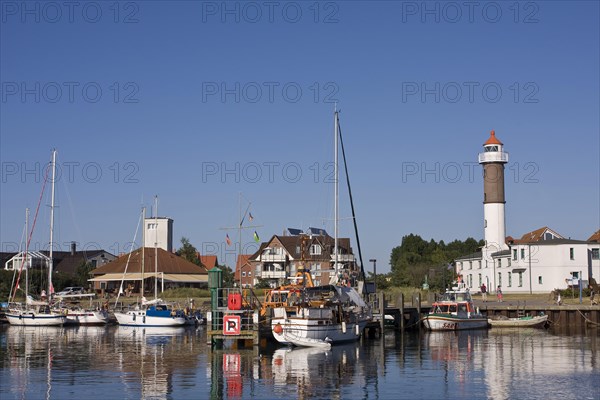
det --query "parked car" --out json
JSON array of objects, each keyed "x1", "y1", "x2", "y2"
[{"x1": 56, "y1": 287, "x2": 84, "y2": 296}]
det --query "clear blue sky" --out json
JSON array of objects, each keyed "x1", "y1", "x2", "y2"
[{"x1": 1, "y1": 1, "x2": 598, "y2": 272}]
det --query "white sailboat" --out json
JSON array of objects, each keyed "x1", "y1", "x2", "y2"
[
  {"x1": 6, "y1": 150, "x2": 67, "y2": 327},
  {"x1": 114, "y1": 198, "x2": 186, "y2": 327},
  {"x1": 271, "y1": 110, "x2": 371, "y2": 347}
]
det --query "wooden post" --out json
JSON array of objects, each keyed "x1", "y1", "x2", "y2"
[
  {"x1": 378, "y1": 292, "x2": 385, "y2": 333},
  {"x1": 398, "y1": 293, "x2": 404, "y2": 331},
  {"x1": 416, "y1": 292, "x2": 422, "y2": 326}
]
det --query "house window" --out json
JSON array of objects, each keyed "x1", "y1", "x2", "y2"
[
  {"x1": 469, "y1": 261, "x2": 472, "y2": 270},
  {"x1": 478, "y1": 274, "x2": 482, "y2": 286},
  {"x1": 484, "y1": 219, "x2": 487, "y2": 228},
  {"x1": 458, "y1": 262, "x2": 462, "y2": 271},
  {"x1": 497, "y1": 272, "x2": 502, "y2": 287},
  {"x1": 569, "y1": 248, "x2": 574, "y2": 260},
  {"x1": 498, "y1": 259, "x2": 502, "y2": 268},
  {"x1": 518, "y1": 272, "x2": 523, "y2": 287},
  {"x1": 520, "y1": 248, "x2": 525, "y2": 259},
  {"x1": 248, "y1": 271, "x2": 251, "y2": 276},
  {"x1": 507, "y1": 272, "x2": 512, "y2": 287},
  {"x1": 485, "y1": 260, "x2": 488, "y2": 269},
  {"x1": 592, "y1": 248, "x2": 600, "y2": 260},
  {"x1": 310, "y1": 244, "x2": 322, "y2": 255},
  {"x1": 478, "y1": 261, "x2": 482, "y2": 269},
  {"x1": 468, "y1": 274, "x2": 472, "y2": 287},
  {"x1": 513, "y1": 249, "x2": 517, "y2": 261},
  {"x1": 508, "y1": 258, "x2": 511, "y2": 267},
  {"x1": 538, "y1": 276, "x2": 543, "y2": 284},
  {"x1": 242, "y1": 272, "x2": 246, "y2": 277},
  {"x1": 296, "y1": 246, "x2": 301, "y2": 255}
]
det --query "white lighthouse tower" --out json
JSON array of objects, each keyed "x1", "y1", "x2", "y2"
[{"x1": 478, "y1": 130, "x2": 509, "y2": 256}]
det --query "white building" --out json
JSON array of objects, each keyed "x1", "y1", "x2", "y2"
[
  {"x1": 455, "y1": 131, "x2": 600, "y2": 293},
  {"x1": 144, "y1": 217, "x2": 173, "y2": 252}
]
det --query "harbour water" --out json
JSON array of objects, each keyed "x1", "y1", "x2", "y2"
[{"x1": 1, "y1": 324, "x2": 598, "y2": 400}]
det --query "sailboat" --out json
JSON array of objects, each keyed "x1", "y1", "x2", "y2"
[
  {"x1": 114, "y1": 198, "x2": 186, "y2": 327},
  {"x1": 6, "y1": 150, "x2": 67, "y2": 327},
  {"x1": 270, "y1": 110, "x2": 371, "y2": 347}
]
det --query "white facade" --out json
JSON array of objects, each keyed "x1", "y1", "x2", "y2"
[
  {"x1": 455, "y1": 131, "x2": 600, "y2": 293},
  {"x1": 144, "y1": 217, "x2": 173, "y2": 252}
]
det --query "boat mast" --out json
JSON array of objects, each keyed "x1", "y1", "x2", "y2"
[
  {"x1": 48, "y1": 150, "x2": 56, "y2": 299},
  {"x1": 141, "y1": 206, "x2": 145, "y2": 298},
  {"x1": 25, "y1": 208, "x2": 29, "y2": 301},
  {"x1": 154, "y1": 195, "x2": 158, "y2": 300},
  {"x1": 333, "y1": 108, "x2": 339, "y2": 283}
]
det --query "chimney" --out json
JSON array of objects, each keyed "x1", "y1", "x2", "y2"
[{"x1": 71, "y1": 241, "x2": 76, "y2": 255}]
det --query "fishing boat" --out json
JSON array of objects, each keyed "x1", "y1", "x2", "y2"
[
  {"x1": 114, "y1": 199, "x2": 186, "y2": 328},
  {"x1": 270, "y1": 110, "x2": 371, "y2": 347},
  {"x1": 5, "y1": 151, "x2": 67, "y2": 327},
  {"x1": 423, "y1": 282, "x2": 489, "y2": 331},
  {"x1": 488, "y1": 314, "x2": 548, "y2": 328}
]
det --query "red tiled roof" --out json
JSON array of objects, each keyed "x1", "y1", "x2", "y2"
[
  {"x1": 484, "y1": 130, "x2": 503, "y2": 146},
  {"x1": 198, "y1": 254, "x2": 218, "y2": 269},
  {"x1": 510, "y1": 227, "x2": 563, "y2": 244},
  {"x1": 588, "y1": 230, "x2": 600, "y2": 243},
  {"x1": 92, "y1": 247, "x2": 207, "y2": 275}
]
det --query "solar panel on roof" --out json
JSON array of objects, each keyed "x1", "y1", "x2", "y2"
[
  {"x1": 307, "y1": 227, "x2": 328, "y2": 236},
  {"x1": 287, "y1": 228, "x2": 303, "y2": 236}
]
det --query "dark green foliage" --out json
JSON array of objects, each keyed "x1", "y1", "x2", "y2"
[
  {"x1": 254, "y1": 279, "x2": 271, "y2": 289},
  {"x1": 389, "y1": 234, "x2": 485, "y2": 290},
  {"x1": 220, "y1": 264, "x2": 235, "y2": 287},
  {"x1": 176, "y1": 237, "x2": 202, "y2": 266}
]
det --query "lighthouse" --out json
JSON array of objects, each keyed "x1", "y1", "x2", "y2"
[{"x1": 478, "y1": 130, "x2": 509, "y2": 254}]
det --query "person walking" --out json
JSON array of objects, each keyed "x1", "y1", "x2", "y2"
[
  {"x1": 480, "y1": 283, "x2": 487, "y2": 302},
  {"x1": 497, "y1": 286, "x2": 503, "y2": 302}
]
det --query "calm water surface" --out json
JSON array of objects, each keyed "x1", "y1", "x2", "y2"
[{"x1": 0, "y1": 324, "x2": 598, "y2": 400}]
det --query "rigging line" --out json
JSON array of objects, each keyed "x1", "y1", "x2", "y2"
[
  {"x1": 11, "y1": 159, "x2": 51, "y2": 303},
  {"x1": 336, "y1": 114, "x2": 366, "y2": 282},
  {"x1": 114, "y1": 208, "x2": 143, "y2": 307},
  {"x1": 8, "y1": 212, "x2": 29, "y2": 303}
]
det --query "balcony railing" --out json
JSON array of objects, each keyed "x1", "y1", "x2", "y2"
[
  {"x1": 259, "y1": 271, "x2": 287, "y2": 279},
  {"x1": 478, "y1": 152, "x2": 509, "y2": 164},
  {"x1": 260, "y1": 254, "x2": 287, "y2": 263},
  {"x1": 330, "y1": 254, "x2": 355, "y2": 263}
]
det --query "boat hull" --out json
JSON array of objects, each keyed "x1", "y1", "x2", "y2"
[
  {"x1": 423, "y1": 315, "x2": 489, "y2": 331},
  {"x1": 114, "y1": 310, "x2": 186, "y2": 327},
  {"x1": 65, "y1": 310, "x2": 109, "y2": 325},
  {"x1": 272, "y1": 316, "x2": 368, "y2": 346},
  {"x1": 5, "y1": 311, "x2": 67, "y2": 327},
  {"x1": 488, "y1": 314, "x2": 548, "y2": 328}
]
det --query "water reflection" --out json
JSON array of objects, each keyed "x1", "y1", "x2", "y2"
[{"x1": 1, "y1": 324, "x2": 598, "y2": 399}]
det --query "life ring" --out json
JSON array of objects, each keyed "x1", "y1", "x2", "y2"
[{"x1": 273, "y1": 323, "x2": 283, "y2": 334}]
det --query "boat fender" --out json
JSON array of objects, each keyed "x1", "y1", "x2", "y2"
[
  {"x1": 18, "y1": 315, "x2": 22, "y2": 320},
  {"x1": 143, "y1": 315, "x2": 146, "y2": 324},
  {"x1": 133, "y1": 313, "x2": 136, "y2": 321},
  {"x1": 273, "y1": 323, "x2": 283, "y2": 334},
  {"x1": 341, "y1": 321, "x2": 347, "y2": 333},
  {"x1": 355, "y1": 324, "x2": 360, "y2": 336}
]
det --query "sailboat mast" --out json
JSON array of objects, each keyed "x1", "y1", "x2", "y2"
[
  {"x1": 154, "y1": 195, "x2": 158, "y2": 300},
  {"x1": 48, "y1": 150, "x2": 56, "y2": 297},
  {"x1": 333, "y1": 110, "x2": 339, "y2": 281},
  {"x1": 25, "y1": 208, "x2": 29, "y2": 300},
  {"x1": 141, "y1": 206, "x2": 145, "y2": 297}
]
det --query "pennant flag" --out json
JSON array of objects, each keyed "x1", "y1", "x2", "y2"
[
  {"x1": 50, "y1": 282, "x2": 55, "y2": 294},
  {"x1": 253, "y1": 231, "x2": 260, "y2": 243},
  {"x1": 226, "y1": 234, "x2": 232, "y2": 246},
  {"x1": 249, "y1": 212, "x2": 254, "y2": 221}
]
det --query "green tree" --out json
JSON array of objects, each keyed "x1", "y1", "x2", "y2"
[{"x1": 176, "y1": 237, "x2": 201, "y2": 266}]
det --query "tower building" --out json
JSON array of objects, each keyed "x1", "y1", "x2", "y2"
[{"x1": 478, "y1": 130, "x2": 509, "y2": 254}]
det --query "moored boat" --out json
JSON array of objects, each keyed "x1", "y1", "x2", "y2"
[
  {"x1": 488, "y1": 314, "x2": 548, "y2": 328},
  {"x1": 271, "y1": 284, "x2": 371, "y2": 346},
  {"x1": 423, "y1": 282, "x2": 489, "y2": 331}
]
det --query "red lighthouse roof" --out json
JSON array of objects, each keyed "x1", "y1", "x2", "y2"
[{"x1": 484, "y1": 130, "x2": 503, "y2": 145}]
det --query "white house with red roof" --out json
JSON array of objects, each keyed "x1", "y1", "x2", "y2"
[{"x1": 455, "y1": 131, "x2": 600, "y2": 294}]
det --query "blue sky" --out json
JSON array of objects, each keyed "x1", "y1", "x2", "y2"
[{"x1": 1, "y1": 1, "x2": 598, "y2": 272}]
